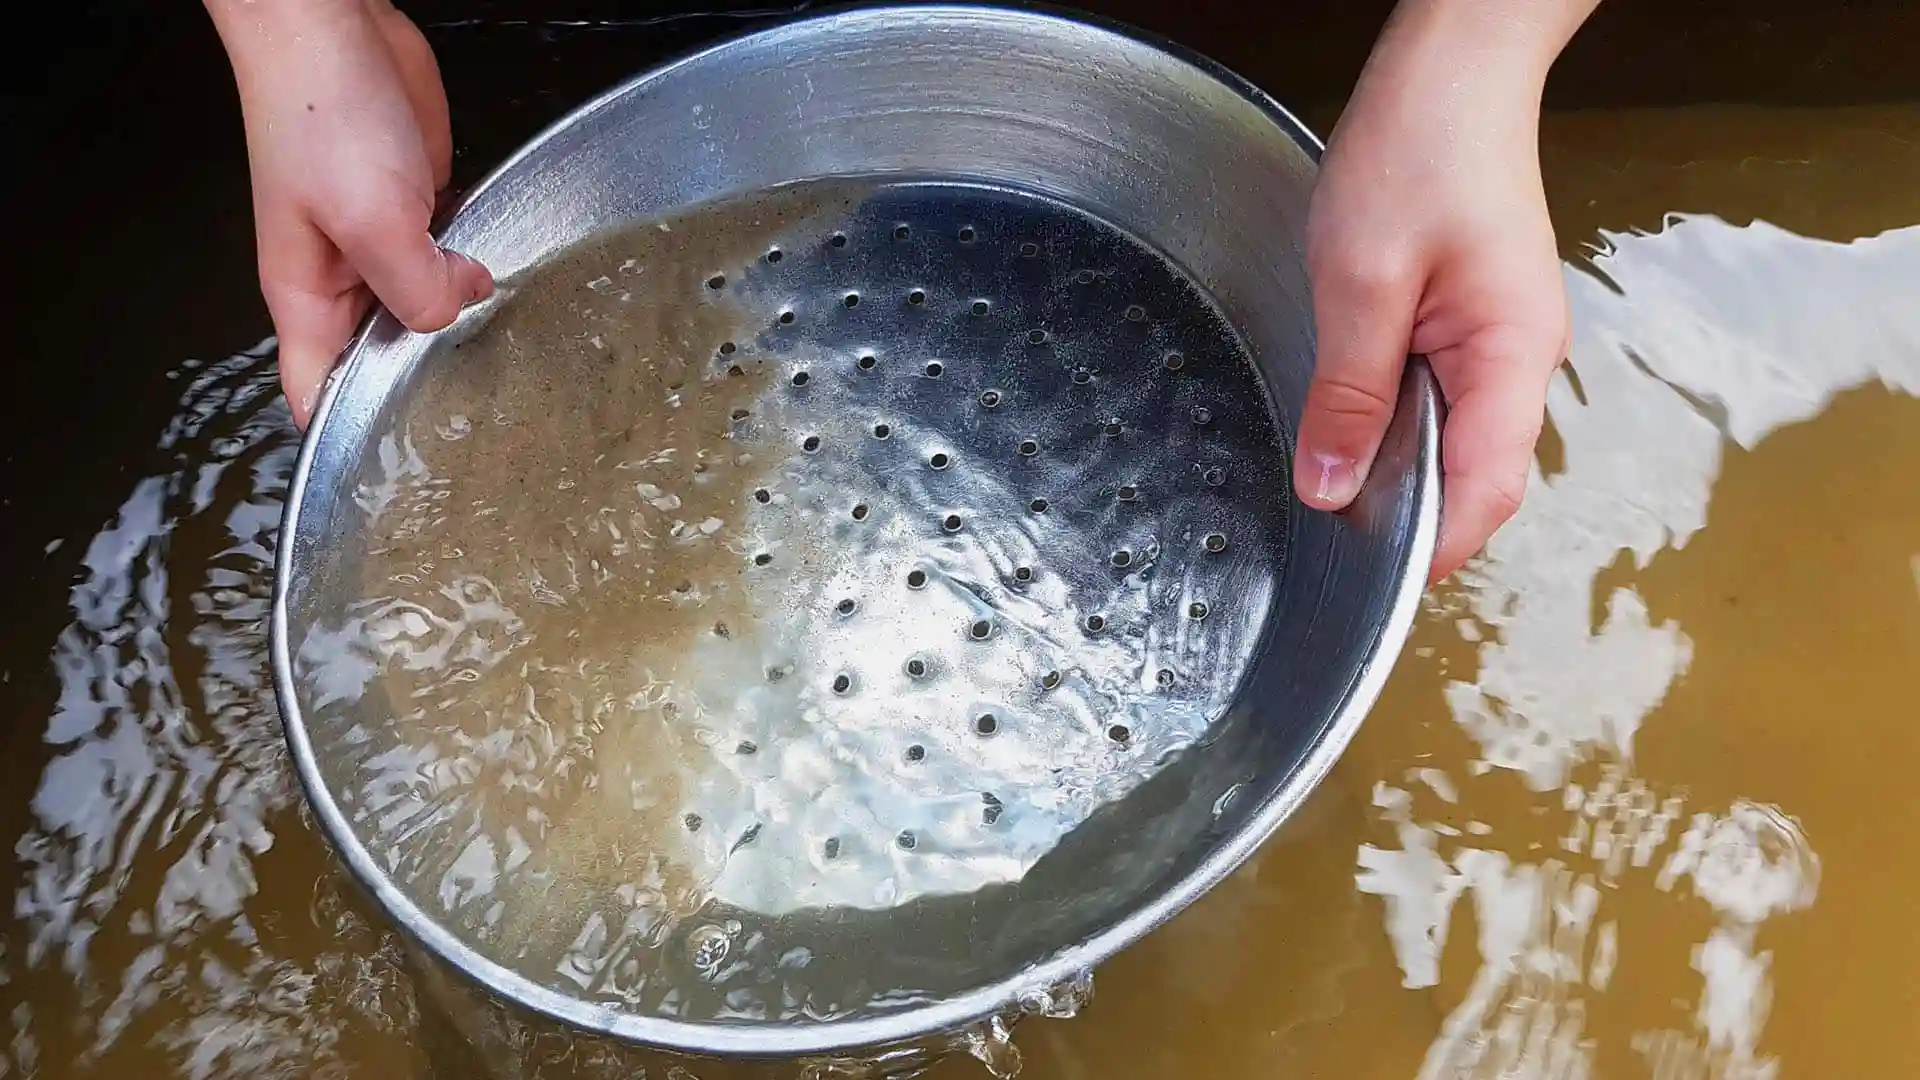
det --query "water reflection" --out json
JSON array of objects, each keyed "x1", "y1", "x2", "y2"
[
  {"x1": 1356, "y1": 211, "x2": 1920, "y2": 1076},
  {"x1": 4, "y1": 346, "x2": 429, "y2": 1080}
]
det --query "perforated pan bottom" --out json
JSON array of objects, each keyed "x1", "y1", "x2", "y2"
[{"x1": 299, "y1": 178, "x2": 1293, "y2": 1025}]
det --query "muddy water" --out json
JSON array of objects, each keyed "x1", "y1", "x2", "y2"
[
  {"x1": 301, "y1": 186, "x2": 816, "y2": 1017},
  {"x1": 6, "y1": 103, "x2": 1920, "y2": 1079}
]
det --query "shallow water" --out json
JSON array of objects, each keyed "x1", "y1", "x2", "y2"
[{"x1": 5, "y1": 101, "x2": 1920, "y2": 1079}]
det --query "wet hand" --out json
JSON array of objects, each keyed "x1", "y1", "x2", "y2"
[
  {"x1": 207, "y1": 0, "x2": 492, "y2": 427},
  {"x1": 1294, "y1": 0, "x2": 1596, "y2": 583}
]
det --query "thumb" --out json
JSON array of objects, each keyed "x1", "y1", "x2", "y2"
[
  {"x1": 329, "y1": 202, "x2": 493, "y2": 335},
  {"x1": 1427, "y1": 327, "x2": 1554, "y2": 582},
  {"x1": 1294, "y1": 259, "x2": 1420, "y2": 511}
]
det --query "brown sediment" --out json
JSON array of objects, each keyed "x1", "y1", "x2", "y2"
[{"x1": 351, "y1": 181, "x2": 874, "y2": 974}]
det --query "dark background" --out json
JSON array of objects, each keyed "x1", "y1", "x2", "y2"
[{"x1": 2, "y1": 0, "x2": 1916, "y2": 669}]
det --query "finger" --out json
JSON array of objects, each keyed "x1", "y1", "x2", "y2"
[
  {"x1": 1294, "y1": 254, "x2": 1421, "y2": 511},
  {"x1": 262, "y1": 272, "x2": 369, "y2": 430},
  {"x1": 329, "y1": 202, "x2": 493, "y2": 334},
  {"x1": 1427, "y1": 328, "x2": 1554, "y2": 583},
  {"x1": 253, "y1": 210, "x2": 370, "y2": 428}
]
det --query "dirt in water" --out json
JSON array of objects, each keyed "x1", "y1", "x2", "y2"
[
  {"x1": 343, "y1": 200, "x2": 785, "y2": 987},
  {"x1": 5, "y1": 103, "x2": 1919, "y2": 1080},
  {"x1": 302, "y1": 179, "x2": 898, "y2": 1017}
]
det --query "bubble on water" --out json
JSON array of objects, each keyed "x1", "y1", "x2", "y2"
[
  {"x1": 1049, "y1": 971, "x2": 1096, "y2": 1018},
  {"x1": 1210, "y1": 782, "x2": 1245, "y2": 821},
  {"x1": 1017, "y1": 970, "x2": 1094, "y2": 1020},
  {"x1": 1657, "y1": 801, "x2": 1819, "y2": 924},
  {"x1": 957, "y1": 1015, "x2": 1023, "y2": 1079},
  {"x1": 686, "y1": 922, "x2": 737, "y2": 981}
]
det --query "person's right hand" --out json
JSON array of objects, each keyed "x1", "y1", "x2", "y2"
[
  {"x1": 207, "y1": 0, "x2": 493, "y2": 427},
  {"x1": 1292, "y1": 0, "x2": 1598, "y2": 583}
]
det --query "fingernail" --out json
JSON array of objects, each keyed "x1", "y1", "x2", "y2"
[
  {"x1": 1309, "y1": 451, "x2": 1361, "y2": 507},
  {"x1": 450, "y1": 251, "x2": 494, "y2": 304},
  {"x1": 295, "y1": 384, "x2": 321, "y2": 430}
]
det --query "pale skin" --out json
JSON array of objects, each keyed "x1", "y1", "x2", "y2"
[
  {"x1": 1303, "y1": 0, "x2": 1602, "y2": 582},
  {"x1": 206, "y1": 0, "x2": 1600, "y2": 583}
]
